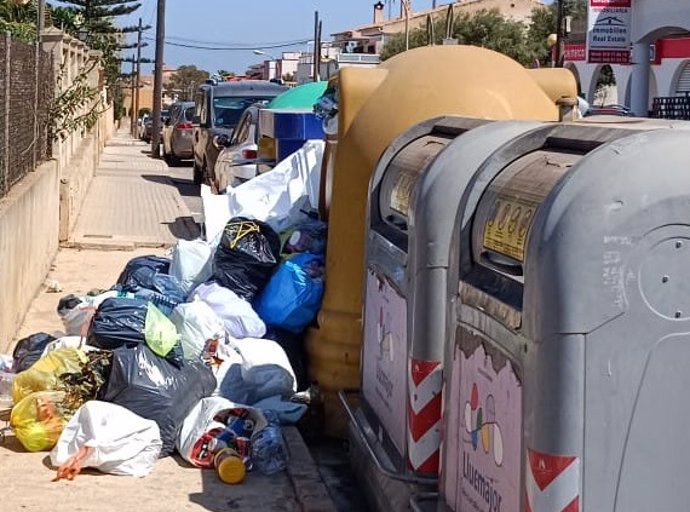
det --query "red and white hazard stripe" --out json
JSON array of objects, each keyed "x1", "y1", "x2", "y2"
[
  {"x1": 525, "y1": 448, "x2": 580, "y2": 512},
  {"x1": 407, "y1": 358, "x2": 442, "y2": 474}
]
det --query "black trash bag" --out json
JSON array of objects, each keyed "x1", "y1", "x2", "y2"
[
  {"x1": 12, "y1": 332, "x2": 57, "y2": 373},
  {"x1": 120, "y1": 267, "x2": 187, "y2": 305},
  {"x1": 116, "y1": 255, "x2": 171, "y2": 285},
  {"x1": 102, "y1": 344, "x2": 215, "y2": 456},
  {"x1": 87, "y1": 297, "x2": 148, "y2": 349},
  {"x1": 264, "y1": 328, "x2": 309, "y2": 392},
  {"x1": 213, "y1": 217, "x2": 281, "y2": 301},
  {"x1": 87, "y1": 297, "x2": 185, "y2": 369},
  {"x1": 57, "y1": 294, "x2": 82, "y2": 315}
]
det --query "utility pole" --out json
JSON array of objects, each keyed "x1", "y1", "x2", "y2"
[
  {"x1": 129, "y1": 58, "x2": 136, "y2": 136},
  {"x1": 312, "y1": 11, "x2": 319, "y2": 82},
  {"x1": 403, "y1": 0, "x2": 411, "y2": 51},
  {"x1": 134, "y1": 17, "x2": 143, "y2": 134},
  {"x1": 316, "y1": 19, "x2": 322, "y2": 82},
  {"x1": 37, "y1": 0, "x2": 45, "y2": 42},
  {"x1": 151, "y1": 0, "x2": 165, "y2": 157},
  {"x1": 556, "y1": 0, "x2": 566, "y2": 68}
]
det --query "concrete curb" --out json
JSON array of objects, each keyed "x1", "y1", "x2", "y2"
[{"x1": 284, "y1": 427, "x2": 338, "y2": 512}]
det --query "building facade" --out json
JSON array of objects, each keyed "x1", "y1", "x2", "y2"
[
  {"x1": 565, "y1": 0, "x2": 690, "y2": 116},
  {"x1": 331, "y1": 0, "x2": 542, "y2": 55}
]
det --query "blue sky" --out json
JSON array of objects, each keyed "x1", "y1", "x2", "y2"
[
  {"x1": 120, "y1": 0, "x2": 553, "y2": 75},
  {"x1": 123, "y1": 0, "x2": 432, "y2": 74}
]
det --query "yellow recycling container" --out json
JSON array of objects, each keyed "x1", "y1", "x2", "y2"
[{"x1": 307, "y1": 45, "x2": 577, "y2": 437}]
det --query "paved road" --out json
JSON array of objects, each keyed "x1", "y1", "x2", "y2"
[{"x1": 167, "y1": 161, "x2": 204, "y2": 229}]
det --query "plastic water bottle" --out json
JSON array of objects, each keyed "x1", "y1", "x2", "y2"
[{"x1": 251, "y1": 419, "x2": 288, "y2": 476}]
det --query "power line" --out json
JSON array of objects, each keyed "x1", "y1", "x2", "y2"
[
  {"x1": 164, "y1": 35, "x2": 314, "y2": 47},
  {"x1": 142, "y1": 37, "x2": 311, "y2": 51}
]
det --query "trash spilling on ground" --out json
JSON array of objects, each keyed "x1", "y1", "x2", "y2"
[{"x1": 0, "y1": 137, "x2": 330, "y2": 486}]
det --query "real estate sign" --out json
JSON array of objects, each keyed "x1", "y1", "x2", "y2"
[{"x1": 587, "y1": 0, "x2": 632, "y2": 64}]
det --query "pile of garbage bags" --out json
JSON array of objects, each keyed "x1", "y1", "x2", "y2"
[{"x1": 0, "y1": 140, "x2": 329, "y2": 485}]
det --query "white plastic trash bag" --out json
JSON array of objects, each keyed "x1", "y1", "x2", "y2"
[
  {"x1": 176, "y1": 396, "x2": 266, "y2": 468},
  {"x1": 41, "y1": 336, "x2": 99, "y2": 358},
  {"x1": 50, "y1": 401, "x2": 162, "y2": 477},
  {"x1": 192, "y1": 282, "x2": 266, "y2": 339},
  {"x1": 170, "y1": 239, "x2": 214, "y2": 293},
  {"x1": 170, "y1": 301, "x2": 225, "y2": 360},
  {"x1": 202, "y1": 140, "x2": 324, "y2": 244},
  {"x1": 58, "y1": 291, "x2": 119, "y2": 336},
  {"x1": 229, "y1": 337, "x2": 297, "y2": 403},
  {"x1": 177, "y1": 397, "x2": 232, "y2": 467}
]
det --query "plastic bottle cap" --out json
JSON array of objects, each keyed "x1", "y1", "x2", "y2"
[
  {"x1": 215, "y1": 449, "x2": 246, "y2": 484},
  {"x1": 289, "y1": 231, "x2": 301, "y2": 246}
]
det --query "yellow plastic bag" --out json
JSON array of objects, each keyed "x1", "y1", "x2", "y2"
[
  {"x1": 11, "y1": 391, "x2": 68, "y2": 452},
  {"x1": 12, "y1": 348, "x2": 87, "y2": 404}
]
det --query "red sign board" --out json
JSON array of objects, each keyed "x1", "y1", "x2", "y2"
[
  {"x1": 588, "y1": 49, "x2": 631, "y2": 64},
  {"x1": 565, "y1": 44, "x2": 586, "y2": 62},
  {"x1": 590, "y1": 0, "x2": 631, "y2": 7}
]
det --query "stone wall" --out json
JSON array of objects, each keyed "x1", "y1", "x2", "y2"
[{"x1": 0, "y1": 160, "x2": 59, "y2": 351}]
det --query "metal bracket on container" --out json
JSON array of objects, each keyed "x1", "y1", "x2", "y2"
[
  {"x1": 338, "y1": 389, "x2": 438, "y2": 487},
  {"x1": 409, "y1": 492, "x2": 440, "y2": 512}
]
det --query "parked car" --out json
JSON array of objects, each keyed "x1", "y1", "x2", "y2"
[
  {"x1": 142, "y1": 110, "x2": 169, "y2": 143},
  {"x1": 213, "y1": 82, "x2": 329, "y2": 191},
  {"x1": 213, "y1": 104, "x2": 263, "y2": 191},
  {"x1": 192, "y1": 80, "x2": 287, "y2": 186},
  {"x1": 137, "y1": 114, "x2": 150, "y2": 140},
  {"x1": 162, "y1": 101, "x2": 195, "y2": 165},
  {"x1": 584, "y1": 104, "x2": 634, "y2": 117}
]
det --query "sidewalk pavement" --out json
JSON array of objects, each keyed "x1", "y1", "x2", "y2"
[
  {"x1": 1, "y1": 133, "x2": 338, "y2": 512},
  {"x1": 68, "y1": 131, "x2": 199, "y2": 249}
]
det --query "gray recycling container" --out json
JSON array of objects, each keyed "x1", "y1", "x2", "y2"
[
  {"x1": 340, "y1": 117, "x2": 545, "y2": 509},
  {"x1": 430, "y1": 118, "x2": 690, "y2": 512}
]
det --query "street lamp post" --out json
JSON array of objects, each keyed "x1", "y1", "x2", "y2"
[
  {"x1": 253, "y1": 50, "x2": 278, "y2": 81},
  {"x1": 253, "y1": 49, "x2": 277, "y2": 61}
]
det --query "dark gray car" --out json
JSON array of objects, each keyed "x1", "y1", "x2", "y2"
[{"x1": 192, "y1": 80, "x2": 287, "y2": 186}]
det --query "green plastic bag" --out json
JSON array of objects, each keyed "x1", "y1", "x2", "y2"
[{"x1": 144, "y1": 303, "x2": 180, "y2": 358}]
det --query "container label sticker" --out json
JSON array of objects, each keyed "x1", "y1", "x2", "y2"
[
  {"x1": 362, "y1": 268, "x2": 408, "y2": 454},
  {"x1": 390, "y1": 167, "x2": 419, "y2": 215},
  {"x1": 478, "y1": 150, "x2": 576, "y2": 263},
  {"x1": 526, "y1": 449, "x2": 580, "y2": 512},
  {"x1": 482, "y1": 197, "x2": 536, "y2": 262},
  {"x1": 444, "y1": 342, "x2": 522, "y2": 512}
]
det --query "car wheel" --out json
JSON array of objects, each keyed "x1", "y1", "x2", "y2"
[
  {"x1": 193, "y1": 161, "x2": 203, "y2": 186},
  {"x1": 169, "y1": 153, "x2": 180, "y2": 167}
]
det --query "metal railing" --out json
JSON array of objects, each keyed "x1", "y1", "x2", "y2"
[{"x1": 0, "y1": 34, "x2": 54, "y2": 198}]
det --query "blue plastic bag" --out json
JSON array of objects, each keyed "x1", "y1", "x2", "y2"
[{"x1": 254, "y1": 253, "x2": 325, "y2": 333}]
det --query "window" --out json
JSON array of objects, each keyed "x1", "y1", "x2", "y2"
[
  {"x1": 212, "y1": 97, "x2": 269, "y2": 129},
  {"x1": 183, "y1": 106, "x2": 195, "y2": 122},
  {"x1": 195, "y1": 92, "x2": 208, "y2": 125},
  {"x1": 229, "y1": 111, "x2": 254, "y2": 145}
]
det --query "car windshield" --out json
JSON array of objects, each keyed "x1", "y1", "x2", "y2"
[{"x1": 212, "y1": 97, "x2": 269, "y2": 128}]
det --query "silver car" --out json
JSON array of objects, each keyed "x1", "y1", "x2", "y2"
[
  {"x1": 162, "y1": 101, "x2": 195, "y2": 165},
  {"x1": 214, "y1": 104, "x2": 263, "y2": 191}
]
